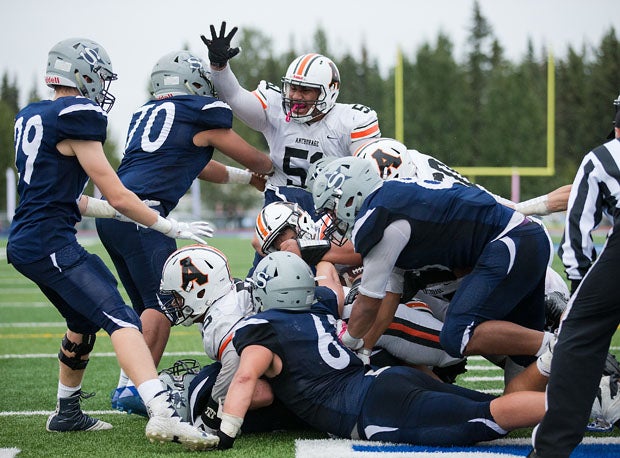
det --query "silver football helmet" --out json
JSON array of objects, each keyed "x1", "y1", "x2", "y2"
[
  {"x1": 312, "y1": 156, "x2": 382, "y2": 242},
  {"x1": 305, "y1": 156, "x2": 336, "y2": 193},
  {"x1": 45, "y1": 37, "x2": 117, "y2": 112},
  {"x1": 281, "y1": 53, "x2": 340, "y2": 123},
  {"x1": 250, "y1": 251, "x2": 316, "y2": 312},
  {"x1": 151, "y1": 50, "x2": 216, "y2": 99},
  {"x1": 255, "y1": 202, "x2": 315, "y2": 254},
  {"x1": 159, "y1": 245, "x2": 234, "y2": 326},
  {"x1": 353, "y1": 138, "x2": 416, "y2": 180}
]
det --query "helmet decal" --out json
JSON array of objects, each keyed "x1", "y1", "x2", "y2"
[{"x1": 180, "y1": 257, "x2": 208, "y2": 292}]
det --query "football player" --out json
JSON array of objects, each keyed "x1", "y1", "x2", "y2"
[
  {"x1": 157, "y1": 245, "x2": 338, "y2": 434},
  {"x1": 214, "y1": 251, "x2": 549, "y2": 450},
  {"x1": 354, "y1": 137, "x2": 572, "y2": 216},
  {"x1": 312, "y1": 157, "x2": 554, "y2": 373},
  {"x1": 7, "y1": 38, "x2": 217, "y2": 449},
  {"x1": 201, "y1": 22, "x2": 380, "y2": 274},
  {"x1": 95, "y1": 50, "x2": 272, "y2": 415}
]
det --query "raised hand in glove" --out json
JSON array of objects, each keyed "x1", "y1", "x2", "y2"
[
  {"x1": 167, "y1": 218, "x2": 215, "y2": 244},
  {"x1": 200, "y1": 21, "x2": 241, "y2": 68}
]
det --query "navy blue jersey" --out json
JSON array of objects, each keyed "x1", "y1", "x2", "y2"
[
  {"x1": 353, "y1": 179, "x2": 518, "y2": 271},
  {"x1": 9, "y1": 96, "x2": 107, "y2": 264},
  {"x1": 116, "y1": 95, "x2": 233, "y2": 215},
  {"x1": 233, "y1": 285, "x2": 508, "y2": 445},
  {"x1": 233, "y1": 286, "x2": 373, "y2": 438}
]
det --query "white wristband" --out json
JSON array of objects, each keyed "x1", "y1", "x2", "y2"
[
  {"x1": 341, "y1": 329, "x2": 364, "y2": 351},
  {"x1": 225, "y1": 166, "x2": 252, "y2": 184},
  {"x1": 220, "y1": 412, "x2": 243, "y2": 438},
  {"x1": 149, "y1": 215, "x2": 173, "y2": 235},
  {"x1": 514, "y1": 195, "x2": 549, "y2": 216},
  {"x1": 82, "y1": 197, "x2": 116, "y2": 218}
]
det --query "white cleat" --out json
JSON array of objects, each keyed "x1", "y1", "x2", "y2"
[
  {"x1": 591, "y1": 375, "x2": 620, "y2": 427},
  {"x1": 145, "y1": 390, "x2": 219, "y2": 450}
]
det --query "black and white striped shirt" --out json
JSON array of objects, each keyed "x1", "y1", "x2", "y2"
[{"x1": 559, "y1": 138, "x2": 620, "y2": 281}]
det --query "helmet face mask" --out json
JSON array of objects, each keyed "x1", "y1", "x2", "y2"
[
  {"x1": 281, "y1": 53, "x2": 340, "y2": 123},
  {"x1": 151, "y1": 51, "x2": 215, "y2": 99},
  {"x1": 255, "y1": 202, "x2": 315, "y2": 254},
  {"x1": 46, "y1": 38, "x2": 118, "y2": 112},
  {"x1": 312, "y1": 157, "x2": 382, "y2": 242},
  {"x1": 250, "y1": 252, "x2": 316, "y2": 312},
  {"x1": 159, "y1": 245, "x2": 234, "y2": 326}
]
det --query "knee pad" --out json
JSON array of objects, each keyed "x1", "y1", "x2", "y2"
[{"x1": 58, "y1": 333, "x2": 96, "y2": 370}]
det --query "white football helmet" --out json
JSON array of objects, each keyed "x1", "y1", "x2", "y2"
[
  {"x1": 312, "y1": 156, "x2": 382, "y2": 242},
  {"x1": 159, "y1": 245, "x2": 234, "y2": 326},
  {"x1": 251, "y1": 251, "x2": 316, "y2": 312},
  {"x1": 281, "y1": 53, "x2": 340, "y2": 123},
  {"x1": 353, "y1": 138, "x2": 417, "y2": 180},
  {"x1": 45, "y1": 38, "x2": 117, "y2": 112},
  {"x1": 255, "y1": 202, "x2": 315, "y2": 254},
  {"x1": 151, "y1": 50, "x2": 215, "y2": 99}
]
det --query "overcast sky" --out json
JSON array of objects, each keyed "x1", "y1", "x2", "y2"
[{"x1": 1, "y1": 0, "x2": 617, "y2": 148}]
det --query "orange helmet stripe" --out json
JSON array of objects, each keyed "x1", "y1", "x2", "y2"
[
  {"x1": 256, "y1": 212, "x2": 269, "y2": 238},
  {"x1": 293, "y1": 53, "x2": 319, "y2": 78}
]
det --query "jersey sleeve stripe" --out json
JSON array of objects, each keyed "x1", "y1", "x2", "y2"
[
  {"x1": 217, "y1": 333, "x2": 234, "y2": 360},
  {"x1": 351, "y1": 121, "x2": 380, "y2": 140},
  {"x1": 251, "y1": 90, "x2": 268, "y2": 109}
]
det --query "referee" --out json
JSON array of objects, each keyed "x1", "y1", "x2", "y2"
[{"x1": 530, "y1": 97, "x2": 620, "y2": 457}]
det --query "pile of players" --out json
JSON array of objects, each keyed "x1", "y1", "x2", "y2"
[{"x1": 10, "y1": 19, "x2": 620, "y2": 455}]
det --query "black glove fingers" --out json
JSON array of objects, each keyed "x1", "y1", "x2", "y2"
[
  {"x1": 225, "y1": 26, "x2": 238, "y2": 42},
  {"x1": 219, "y1": 21, "x2": 227, "y2": 38}
]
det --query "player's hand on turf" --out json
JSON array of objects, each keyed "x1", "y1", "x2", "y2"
[
  {"x1": 201, "y1": 21, "x2": 241, "y2": 68},
  {"x1": 167, "y1": 218, "x2": 215, "y2": 244}
]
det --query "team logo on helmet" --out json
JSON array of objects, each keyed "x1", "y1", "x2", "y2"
[
  {"x1": 179, "y1": 257, "x2": 208, "y2": 292},
  {"x1": 78, "y1": 46, "x2": 104, "y2": 71}
]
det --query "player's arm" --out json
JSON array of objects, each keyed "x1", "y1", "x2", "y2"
[
  {"x1": 193, "y1": 129, "x2": 273, "y2": 175},
  {"x1": 316, "y1": 261, "x2": 344, "y2": 308},
  {"x1": 65, "y1": 139, "x2": 212, "y2": 243},
  {"x1": 209, "y1": 65, "x2": 269, "y2": 132},
  {"x1": 219, "y1": 344, "x2": 276, "y2": 449},
  {"x1": 514, "y1": 184, "x2": 572, "y2": 216},
  {"x1": 321, "y1": 240, "x2": 362, "y2": 266},
  {"x1": 343, "y1": 220, "x2": 410, "y2": 349}
]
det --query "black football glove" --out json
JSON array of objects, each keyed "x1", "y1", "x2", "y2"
[{"x1": 200, "y1": 21, "x2": 241, "y2": 67}]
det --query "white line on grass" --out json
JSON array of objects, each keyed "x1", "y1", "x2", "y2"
[{"x1": 0, "y1": 351, "x2": 205, "y2": 359}]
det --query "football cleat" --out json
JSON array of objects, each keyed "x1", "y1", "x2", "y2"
[
  {"x1": 603, "y1": 352, "x2": 620, "y2": 378},
  {"x1": 46, "y1": 390, "x2": 112, "y2": 432},
  {"x1": 111, "y1": 385, "x2": 148, "y2": 417},
  {"x1": 158, "y1": 359, "x2": 202, "y2": 422},
  {"x1": 543, "y1": 290, "x2": 568, "y2": 332},
  {"x1": 145, "y1": 390, "x2": 218, "y2": 450},
  {"x1": 591, "y1": 374, "x2": 620, "y2": 427}
]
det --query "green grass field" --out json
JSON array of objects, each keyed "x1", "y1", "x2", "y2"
[{"x1": 1, "y1": 233, "x2": 618, "y2": 457}]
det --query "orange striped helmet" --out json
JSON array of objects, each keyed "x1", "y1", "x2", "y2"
[{"x1": 281, "y1": 53, "x2": 340, "y2": 123}]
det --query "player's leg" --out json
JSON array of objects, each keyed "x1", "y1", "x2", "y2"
[
  {"x1": 533, "y1": 231, "x2": 620, "y2": 457},
  {"x1": 360, "y1": 366, "x2": 511, "y2": 446},
  {"x1": 441, "y1": 224, "x2": 549, "y2": 361},
  {"x1": 97, "y1": 218, "x2": 176, "y2": 415}
]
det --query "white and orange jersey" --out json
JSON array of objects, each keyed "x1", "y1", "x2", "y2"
[
  {"x1": 210, "y1": 65, "x2": 380, "y2": 188},
  {"x1": 199, "y1": 284, "x2": 255, "y2": 362},
  {"x1": 253, "y1": 81, "x2": 379, "y2": 187}
]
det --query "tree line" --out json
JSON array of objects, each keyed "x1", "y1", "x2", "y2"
[{"x1": 1, "y1": 1, "x2": 619, "y2": 221}]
